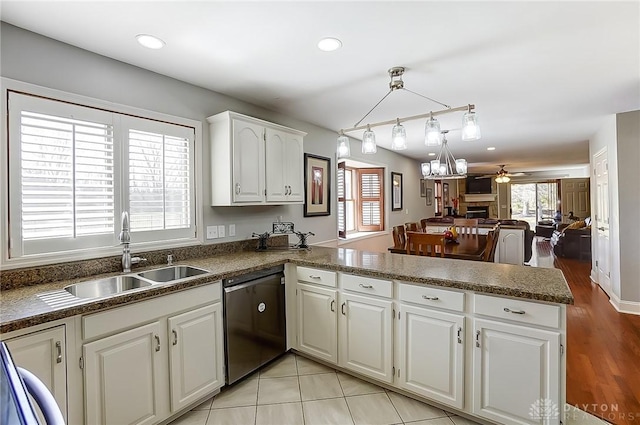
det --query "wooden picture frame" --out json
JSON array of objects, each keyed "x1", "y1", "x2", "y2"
[
  {"x1": 391, "y1": 172, "x2": 403, "y2": 211},
  {"x1": 303, "y1": 153, "x2": 331, "y2": 217},
  {"x1": 420, "y1": 179, "x2": 427, "y2": 197},
  {"x1": 426, "y1": 188, "x2": 433, "y2": 206}
]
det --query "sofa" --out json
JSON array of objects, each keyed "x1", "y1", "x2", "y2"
[{"x1": 550, "y1": 218, "x2": 592, "y2": 260}]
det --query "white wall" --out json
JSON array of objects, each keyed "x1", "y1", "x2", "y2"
[{"x1": 0, "y1": 23, "x2": 426, "y2": 254}]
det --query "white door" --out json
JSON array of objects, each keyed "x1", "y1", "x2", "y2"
[
  {"x1": 594, "y1": 149, "x2": 611, "y2": 295},
  {"x1": 497, "y1": 229, "x2": 524, "y2": 265},
  {"x1": 168, "y1": 303, "x2": 223, "y2": 412},
  {"x1": 285, "y1": 133, "x2": 304, "y2": 202},
  {"x1": 339, "y1": 292, "x2": 393, "y2": 383},
  {"x1": 398, "y1": 304, "x2": 464, "y2": 408},
  {"x1": 473, "y1": 319, "x2": 560, "y2": 425},
  {"x1": 84, "y1": 322, "x2": 162, "y2": 425},
  {"x1": 297, "y1": 283, "x2": 338, "y2": 363},
  {"x1": 6, "y1": 326, "x2": 67, "y2": 422},
  {"x1": 265, "y1": 128, "x2": 288, "y2": 202},
  {"x1": 232, "y1": 118, "x2": 265, "y2": 203}
]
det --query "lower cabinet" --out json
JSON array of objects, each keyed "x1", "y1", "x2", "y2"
[
  {"x1": 472, "y1": 319, "x2": 561, "y2": 425},
  {"x1": 296, "y1": 283, "x2": 338, "y2": 363},
  {"x1": 397, "y1": 304, "x2": 464, "y2": 409},
  {"x1": 496, "y1": 228, "x2": 525, "y2": 265},
  {"x1": 4, "y1": 325, "x2": 68, "y2": 423}
]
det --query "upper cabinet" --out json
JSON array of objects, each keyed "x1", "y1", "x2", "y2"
[{"x1": 207, "y1": 111, "x2": 306, "y2": 206}]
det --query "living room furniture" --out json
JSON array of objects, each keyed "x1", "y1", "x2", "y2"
[
  {"x1": 535, "y1": 220, "x2": 556, "y2": 239},
  {"x1": 389, "y1": 233, "x2": 488, "y2": 261},
  {"x1": 550, "y1": 219, "x2": 592, "y2": 260},
  {"x1": 405, "y1": 232, "x2": 445, "y2": 257},
  {"x1": 453, "y1": 218, "x2": 479, "y2": 235}
]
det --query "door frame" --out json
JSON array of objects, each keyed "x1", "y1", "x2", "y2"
[{"x1": 592, "y1": 147, "x2": 611, "y2": 296}]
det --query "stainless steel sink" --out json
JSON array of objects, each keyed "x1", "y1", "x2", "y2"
[
  {"x1": 136, "y1": 265, "x2": 208, "y2": 283},
  {"x1": 64, "y1": 275, "x2": 152, "y2": 299}
]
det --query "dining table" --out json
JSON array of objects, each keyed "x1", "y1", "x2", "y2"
[{"x1": 388, "y1": 233, "x2": 488, "y2": 261}]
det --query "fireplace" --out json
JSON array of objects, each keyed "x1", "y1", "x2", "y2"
[{"x1": 466, "y1": 206, "x2": 489, "y2": 219}]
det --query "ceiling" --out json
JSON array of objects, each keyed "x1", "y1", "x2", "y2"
[{"x1": 1, "y1": 1, "x2": 638, "y2": 175}]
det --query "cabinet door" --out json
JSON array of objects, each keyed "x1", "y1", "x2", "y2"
[
  {"x1": 84, "y1": 322, "x2": 162, "y2": 425},
  {"x1": 232, "y1": 118, "x2": 265, "y2": 203},
  {"x1": 497, "y1": 229, "x2": 524, "y2": 265},
  {"x1": 339, "y1": 292, "x2": 393, "y2": 383},
  {"x1": 5, "y1": 326, "x2": 67, "y2": 423},
  {"x1": 168, "y1": 303, "x2": 223, "y2": 412},
  {"x1": 473, "y1": 319, "x2": 560, "y2": 425},
  {"x1": 284, "y1": 133, "x2": 304, "y2": 202},
  {"x1": 398, "y1": 304, "x2": 464, "y2": 409},
  {"x1": 265, "y1": 128, "x2": 288, "y2": 202},
  {"x1": 297, "y1": 283, "x2": 338, "y2": 363}
]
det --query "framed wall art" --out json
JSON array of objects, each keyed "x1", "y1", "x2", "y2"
[
  {"x1": 420, "y1": 179, "x2": 427, "y2": 197},
  {"x1": 303, "y1": 153, "x2": 331, "y2": 217},
  {"x1": 426, "y1": 188, "x2": 433, "y2": 206},
  {"x1": 391, "y1": 172, "x2": 403, "y2": 211}
]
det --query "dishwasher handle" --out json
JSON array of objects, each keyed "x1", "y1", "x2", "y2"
[{"x1": 224, "y1": 273, "x2": 284, "y2": 293}]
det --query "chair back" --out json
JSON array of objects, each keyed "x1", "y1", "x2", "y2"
[
  {"x1": 406, "y1": 231, "x2": 445, "y2": 257},
  {"x1": 454, "y1": 218, "x2": 479, "y2": 235},
  {"x1": 392, "y1": 225, "x2": 406, "y2": 249},
  {"x1": 419, "y1": 218, "x2": 430, "y2": 232},
  {"x1": 483, "y1": 224, "x2": 501, "y2": 262},
  {"x1": 405, "y1": 222, "x2": 420, "y2": 232}
]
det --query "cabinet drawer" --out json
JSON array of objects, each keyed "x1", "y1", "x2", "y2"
[
  {"x1": 297, "y1": 266, "x2": 336, "y2": 287},
  {"x1": 341, "y1": 274, "x2": 392, "y2": 298},
  {"x1": 399, "y1": 283, "x2": 464, "y2": 312},
  {"x1": 473, "y1": 293, "x2": 560, "y2": 328}
]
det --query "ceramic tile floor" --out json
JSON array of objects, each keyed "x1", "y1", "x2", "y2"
[{"x1": 169, "y1": 352, "x2": 608, "y2": 425}]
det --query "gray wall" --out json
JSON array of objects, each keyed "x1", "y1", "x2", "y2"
[{"x1": 0, "y1": 23, "x2": 428, "y2": 248}]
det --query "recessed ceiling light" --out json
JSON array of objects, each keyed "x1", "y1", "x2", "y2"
[
  {"x1": 317, "y1": 37, "x2": 342, "y2": 52},
  {"x1": 487, "y1": 146, "x2": 496, "y2": 151},
  {"x1": 136, "y1": 34, "x2": 165, "y2": 50},
  {"x1": 428, "y1": 152, "x2": 436, "y2": 156}
]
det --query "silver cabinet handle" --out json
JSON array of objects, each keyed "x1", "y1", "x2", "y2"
[
  {"x1": 235, "y1": 183, "x2": 240, "y2": 195},
  {"x1": 475, "y1": 330, "x2": 481, "y2": 348},
  {"x1": 341, "y1": 302, "x2": 346, "y2": 315},
  {"x1": 155, "y1": 335, "x2": 161, "y2": 352},
  {"x1": 172, "y1": 330, "x2": 178, "y2": 346},
  {"x1": 598, "y1": 227, "x2": 605, "y2": 231},
  {"x1": 503, "y1": 307, "x2": 526, "y2": 315},
  {"x1": 457, "y1": 327, "x2": 462, "y2": 344},
  {"x1": 55, "y1": 341, "x2": 62, "y2": 364},
  {"x1": 422, "y1": 295, "x2": 439, "y2": 301},
  {"x1": 309, "y1": 275, "x2": 321, "y2": 280},
  {"x1": 330, "y1": 300, "x2": 335, "y2": 312},
  {"x1": 359, "y1": 283, "x2": 374, "y2": 289}
]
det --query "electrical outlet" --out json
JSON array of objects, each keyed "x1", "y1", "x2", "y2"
[
  {"x1": 218, "y1": 225, "x2": 225, "y2": 238},
  {"x1": 206, "y1": 225, "x2": 218, "y2": 239},
  {"x1": 229, "y1": 224, "x2": 236, "y2": 237}
]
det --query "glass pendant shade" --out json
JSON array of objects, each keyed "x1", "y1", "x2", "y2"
[
  {"x1": 425, "y1": 116, "x2": 442, "y2": 146},
  {"x1": 362, "y1": 125, "x2": 377, "y2": 154},
  {"x1": 391, "y1": 120, "x2": 407, "y2": 150},
  {"x1": 455, "y1": 159, "x2": 467, "y2": 174},
  {"x1": 430, "y1": 159, "x2": 441, "y2": 175},
  {"x1": 462, "y1": 111, "x2": 481, "y2": 141},
  {"x1": 421, "y1": 162, "x2": 430, "y2": 177},
  {"x1": 496, "y1": 175, "x2": 511, "y2": 183},
  {"x1": 337, "y1": 133, "x2": 351, "y2": 158},
  {"x1": 439, "y1": 164, "x2": 447, "y2": 175}
]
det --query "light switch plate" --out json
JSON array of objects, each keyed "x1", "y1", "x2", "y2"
[
  {"x1": 218, "y1": 225, "x2": 225, "y2": 238},
  {"x1": 229, "y1": 224, "x2": 236, "y2": 237},
  {"x1": 206, "y1": 225, "x2": 218, "y2": 239}
]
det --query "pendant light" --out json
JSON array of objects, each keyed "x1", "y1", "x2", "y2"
[
  {"x1": 461, "y1": 106, "x2": 481, "y2": 141},
  {"x1": 420, "y1": 162, "x2": 431, "y2": 177},
  {"x1": 424, "y1": 112, "x2": 442, "y2": 146},
  {"x1": 391, "y1": 119, "x2": 407, "y2": 150},
  {"x1": 337, "y1": 131, "x2": 351, "y2": 158},
  {"x1": 362, "y1": 124, "x2": 377, "y2": 154}
]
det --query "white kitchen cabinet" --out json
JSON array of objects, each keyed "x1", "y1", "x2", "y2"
[
  {"x1": 496, "y1": 228, "x2": 524, "y2": 265},
  {"x1": 397, "y1": 304, "x2": 464, "y2": 409},
  {"x1": 84, "y1": 321, "x2": 163, "y2": 425},
  {"x1": 339, "y1": 291, "x2": 394, "y2": 383},
  {"x1": 168, "y1": 303, "x2": 224, "y2": 412},
  {"x1": 297, "y1": 283, "x2": 338, "y2": 363},
  {"x1": 5, "y1": 325, "x2": 68, "y2": 423},
  {"x1": 472, "y1": 318, "x2": 561, "y2": 425},
  {"x1": 208, "y1": 111, "x2": 306, "y2": 206}
]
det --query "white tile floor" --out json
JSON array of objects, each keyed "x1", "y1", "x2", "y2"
[{"x1": 170, "y1": 352, "x2": 609, "y2": 425}]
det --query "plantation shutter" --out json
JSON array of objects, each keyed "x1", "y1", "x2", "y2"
[
  {"x1": 337, "y1": 161, "x2": 346, "y2": 238},
  {"x1": 358, "y1": 168, "x2": 384, "y2": 231}
]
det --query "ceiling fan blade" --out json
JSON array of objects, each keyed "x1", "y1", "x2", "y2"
[{"x1": 475, "y1": 175, "x2": 495, "y2": 179}]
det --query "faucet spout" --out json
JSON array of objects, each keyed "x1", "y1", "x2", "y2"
[{"x1": 120, "y1": 212, "x2": 132, "y2": 272}]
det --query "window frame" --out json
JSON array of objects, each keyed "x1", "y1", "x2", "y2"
[
  {"x1": 337, "y1": 160, "x2": 385, "y2": 238},
  {"x1": 1, "y1": 79, "x2": 204, "y2": 269}
]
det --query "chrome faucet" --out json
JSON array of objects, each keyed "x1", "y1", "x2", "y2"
[{"x1": 119, "y1": 211, "x2": 146, "y2": 272}]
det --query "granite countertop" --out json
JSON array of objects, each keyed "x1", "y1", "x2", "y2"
[{"x1": 0, "y1": 246, "x2": 573, "y2": 334}]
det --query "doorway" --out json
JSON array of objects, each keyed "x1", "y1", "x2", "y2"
[
  {"x1": 510, "y1": 182, "x2": 558, "y2": 228},
  {"x1": 593, "y1": 148, "x2": 611, "y2": 296}
]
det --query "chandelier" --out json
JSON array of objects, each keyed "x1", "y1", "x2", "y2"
[
  {"x1": 337, "y1": 66, "x2": 481, "y2": 158},
  {"x1": 420, "y1": 131, "x2": 468, "y2": 179}
]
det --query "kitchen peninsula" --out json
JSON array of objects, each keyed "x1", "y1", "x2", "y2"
[{"x1": 1, "y1": 244, "x2": 573, "y2": 425}]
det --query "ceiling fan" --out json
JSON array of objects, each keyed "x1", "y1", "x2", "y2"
[{"x1": 476, "y1": 165, "x2": 527, "y2": 180}]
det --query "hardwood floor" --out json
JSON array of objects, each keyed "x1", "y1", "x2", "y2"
[{"x1": 548, "y1": 239, "x2": 640, "y2": 425}]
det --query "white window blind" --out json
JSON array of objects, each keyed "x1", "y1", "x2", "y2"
[{"x1": 358, "y1": 169, "x2": 384, "y2": 232}]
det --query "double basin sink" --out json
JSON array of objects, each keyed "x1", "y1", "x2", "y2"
[{"x1": 64, "y1": 265, "x2": 209, "y2": 299}]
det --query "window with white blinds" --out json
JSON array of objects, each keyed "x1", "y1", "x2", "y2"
[
  {"x1": 358, "y1": 168, "x2": 384, "y2": 231},
  {"x1": 337, "y1": 162, "x2": 384, "y2": 237},
  {"x1": 8, "y1": 92, "x2": 196, "y2": 259}
]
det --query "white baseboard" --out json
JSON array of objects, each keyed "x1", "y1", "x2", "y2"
[
  {"x1": 589, "y1": 269, "x2": 598, "y2": 284},
  {"x1": 609, "y1": 292, "x2": 640, "y2": 315}
]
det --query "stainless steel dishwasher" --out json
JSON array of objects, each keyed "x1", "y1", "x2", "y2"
[{"x1": 223, "y1": 265, "x2": 286, "y2": 384}]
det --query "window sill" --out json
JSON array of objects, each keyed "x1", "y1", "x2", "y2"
[{"x1": 338, "y1": 231, "x2": 388, "y2": 245}]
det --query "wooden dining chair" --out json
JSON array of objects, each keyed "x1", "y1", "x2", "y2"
[
  {"x1": 405, "y1": 222, "x2": 420, "y2": 232},
  {"x1": 392, "y1": 225, "x2": 406, "y2": 249},
  {"x1": 483, "y1": 225, "x2": 501, "y2": 262},
  {"x1": 406, "y1": 231, "x2": 445, "y2": 257},
  {"x1": 419, "y1": 218, "x2": 430, "y2": 232},
  {"x1": 454, "y1": 218, "x2": 479, "y2": 235}
]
